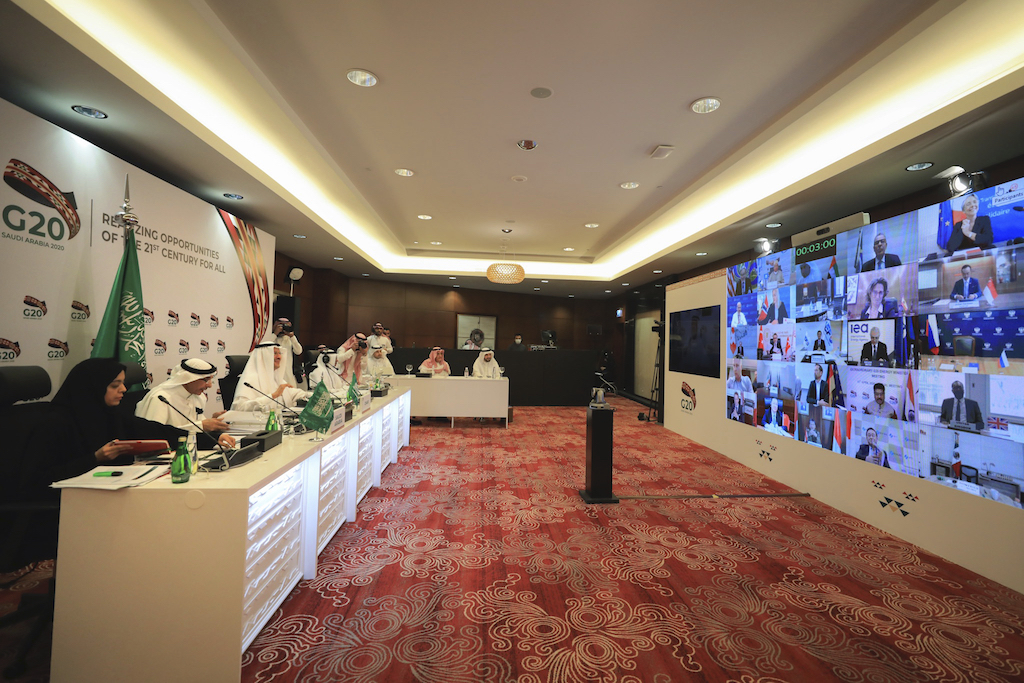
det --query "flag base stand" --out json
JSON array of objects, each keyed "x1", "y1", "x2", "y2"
[
  {"x1": 579, "y1": 405, "x2": 619, "y2": 504},
  {"x1": 309, "y1": 431, "x2": 325, "y2": 442}
]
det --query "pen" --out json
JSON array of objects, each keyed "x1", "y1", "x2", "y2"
[
  {"x1": 133, "y1": 465, "x2": 158, "y2": 480},
  {"x1": 93, "y1": 471, "x2": 123, "y2": 477}
]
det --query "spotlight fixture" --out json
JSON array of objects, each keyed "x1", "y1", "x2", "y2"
[
  {"x1": 905, "y1": 162, "x2": 933, "y2": 172},
  {"x1": 619, "y1": 181, "x2": 640, "y2": 190},
  {"x1": 502, "y1": 228, "x2": 512, "y2": 233},
  {"x1": 394, "y1": 169, "x2": 414, "y2": 176},
  {"x1": 517, "y1": 140, "x2": 538, "y2": 151},
  {"x1": 346, "y1": 69, "x2": 378, "y2": 87},
  {"x1": 71, "y1": 105, "x2": 107, "y2": 119},
  {"x1": 936, "y1": 165, "x2": 985, "y2": 198},
  {"x1": 756, "y1": 239, "x2": 778, "y2": 255},
  {"x1": 766, "y1": 222, "x2": 782, "y2": 229},
  {"x1": 690, "y1": 97, "x2": 721, "y2": 114},
  {"x1": 286, "y1": 267, "x2": 304, "y2": 281},
  {"x1": 223, "y1": 193, "x2": 243, "y2": 200}
]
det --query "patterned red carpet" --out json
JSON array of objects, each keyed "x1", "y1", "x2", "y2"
[{"x1": 242, "y1": 396, "x2": 1024, "y2": 683}]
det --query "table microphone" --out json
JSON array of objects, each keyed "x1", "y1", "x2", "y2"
[
  {"x1": 241, "y1": 382, "x2": 307, "y2": 424},
  {"x1": 157, "y1": 395, "x2": 233, "y2": 471}
]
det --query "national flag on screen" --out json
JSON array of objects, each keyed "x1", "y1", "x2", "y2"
[
  {"x1": 1000, "y1": 349, "x2": 1010, "y2": 368},
  {"x1": 832, "y1": 409, "x2": 851, "y2": 455},
  {"x1": 757, "y1": 294, "x2": 768, "y2": 324},
  {"x1": 92, "y1": 180, "x2": 148, "y2": 391},
  {"x1": 824, "y1": 322, "x2": 833, "y2": 351},
  {"x1": 983, "y1": 278, "x2": 998, "y2": 306},
  {"x1": 827, "y1": 255, "x2": 840, "y2": 279},
  {"x1": 827, "y1": 362, "x2": 845, "y2": 407},
  {"x1": 901, "y1": 371, "x2": 916, "y2": 421},
  {"x1": 927, "y1": 314, "x2": 941, "y2": 354},
  {"x1": 936, "y1": 200, "x2": 954, "y2": 251},
  {"x1": 987, "y1": 416, "x2": 1009, "y2": 431},
  {"x1": 727, "y1": 267, "x2": 737, "y2": 297},
  {"x1": 782, "y1": 412, "x2": 791, "y2": 431},
  {"x1": 853, "y1": 230, "x2": 864, "y2": 274},
  {"x1": 730, "y1": 337, "x2": 737, "y2": 355},
  {"x1": 802, "y1": 331, "x2": 810, "y2": 351},
  {"x1": 758, "y1": 326, "x2": 764, "y2": 354},
  {"x1": 784, "y1": 336, "x2": 791, "y2": 358}
]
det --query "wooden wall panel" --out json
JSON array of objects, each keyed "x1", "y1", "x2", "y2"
[{"x1": 406, "y1": 284, "x2": 452, "y2": 312}]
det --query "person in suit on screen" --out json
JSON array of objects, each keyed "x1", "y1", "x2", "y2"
[
  {"x1": 863, "y1": 382, "x2": 897, "y2": 419},
  {"x1": 950, "y1": 264, "x2": 981, "y2": 301},
  {"x1": 764, "y1": 288, "x2": 788, "y2": 324},
  {"x1": 767, "y1": 333, "x2": 784, "y2": 356},
  {"x1": 860, "y1": 233, "x2": 902, "y2": 272},
  {"x1": 860, "y1": 327, "x2": 889, "y2": 365},
  {"x1": 855, "y1": 427, "x2": 891, "y2": 468},
  {"x1": 805, "y1": 363, "x2": 830, "y2": 407},
  {"x1": 761, "y1": 397, "x2": 784, "y2": 427},
  {"x1": 945, "y1": 194, "x2": 993, "y2": 254},
  {"x1": 859, "y1": 277, "x2": 901, "y2": 319},
  {"x1": 813, "y1": 330, "x2": 827, "y2": 351},
  {"x1": 939, "y1": 380, "x2": 985, "y2": 429}
]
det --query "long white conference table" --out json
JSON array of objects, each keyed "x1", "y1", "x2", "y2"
[
  {"x1": 50, "y1": 389, "x2": 411, "y2": 683},
  {"x1": 387, "y1": 375, "x2": 510, "y2": 427}
]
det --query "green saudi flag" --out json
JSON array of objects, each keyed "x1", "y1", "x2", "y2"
[
  {"x1": 92, "y1": 226, "x2": 148, "y2": 390},
  {"x1": 346, "y1": 370, "x2": 360, "y2": 404},
  {"x1": 300, "y1": 381, "x2": 335, "y2": 433}
]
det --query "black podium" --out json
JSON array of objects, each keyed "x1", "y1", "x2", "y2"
[{"x1": 579, "y1": 404, "x2": 618, "y2": 504}]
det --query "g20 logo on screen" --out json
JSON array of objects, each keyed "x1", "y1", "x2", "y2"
[
  {"x1": 2, "y1": 159, "x2": 81, "y2": 249},
  {"x1": 680, "y1": 381, "x2": 697, "y2": 413},
  {"x1": 0, "y1": 338, "x2": 21, "y2": 362}
]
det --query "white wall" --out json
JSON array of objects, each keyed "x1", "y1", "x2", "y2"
[
  {"x1": 664, "y1": 273, "x2": 1024, "y2": 594},
  {"x1": 633, "y1": 309, "x2": 661, "y2": 399}
]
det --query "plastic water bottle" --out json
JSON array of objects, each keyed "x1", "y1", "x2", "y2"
[
  {"x1": 464, "y1": 366, "x2": 469, "y2": 377},
  {"x1": 171, "y1": 436, "x2": 190, "y2": 484}
]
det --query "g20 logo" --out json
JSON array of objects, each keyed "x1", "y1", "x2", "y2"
[{"x1": 3, "y1": 205, "x2": 69, "y2": 241}]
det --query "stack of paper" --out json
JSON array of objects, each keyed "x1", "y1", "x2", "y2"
[{"x1": 51, "y1": 464, "x2": 170, "y2": 490}]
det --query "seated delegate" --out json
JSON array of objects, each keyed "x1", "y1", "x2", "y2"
[
  {"x1": 472, "y1": 348, "x2": 501, "y2": 379},
  {"x1": 309, "y1": 347, "x2": 348, "y2": 393},
  {"x1": 365, "y1": 342, "x2": 395, "y2": 378},
  {"x1": 232, "y1": 342, "x2": 309, "y2": 411},
  {"x1": 44, "y1": 357, "x2": 185, "y2": 482},
  {"x1": 135, "y1": 358, "x2": 235, "y2": 449},
  {"x1": 419, "y1": 347, "x2": 451, "y2": 377}
]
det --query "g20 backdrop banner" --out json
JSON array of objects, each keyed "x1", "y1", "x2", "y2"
[
  {"x1": 0, "y1": 98, "x2": 275, "y2": 405},
  {"x1": 724, "y1": 175, "x2": 1024, "y2": 511}
]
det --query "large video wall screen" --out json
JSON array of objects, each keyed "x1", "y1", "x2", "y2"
[{"x1": 725, "y1": 179, "x2": 1024, "y2": 510}]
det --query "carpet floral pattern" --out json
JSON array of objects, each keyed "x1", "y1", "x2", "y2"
[{"x1": 242, "y1": 397, "x2": 1024, "y2": 682}]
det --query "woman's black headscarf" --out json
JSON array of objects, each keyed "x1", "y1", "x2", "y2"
[{"x1": 52, "y1": 357, "x2": 127, "y2": 455}]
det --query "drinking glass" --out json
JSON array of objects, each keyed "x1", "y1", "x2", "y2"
[
  {"x1": 405, "y1": 364, "x2": 413, "y2": 374},
  {"x1": 499, "y1": 366, "x2": 505, "y2": 376}
]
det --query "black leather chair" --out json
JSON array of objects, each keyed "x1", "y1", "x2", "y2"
[
  {"x1": 960, "y1": 465, "x2": 980, "y2": 484},
  {"x1": 219, "y1": 355, "x2": 250, "y2": 409},
  {"x1": 119, "y1": 360, "x2": 150, "y2": 415},
  {"x1": 0, "y1": 366, "x2": 58, "y2": 679}
]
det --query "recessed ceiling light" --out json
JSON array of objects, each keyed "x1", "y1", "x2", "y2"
[
  {"x1": 563, "y1": 247, "x2": 575, "y2": 252},
  {"x1": 293, "y1": 234, "x2": 306, "y2": 239},
  {"x1": 585, "y1": 223, "x2": 599, "y2": 228},
  {"x1": 71, "y1": 105, "x2": 107, "y2": 119},
  {"x1": 766, "y1": 222, "x2": 782, "y2": 228},
  {"x1": 541, "y1": 280, "x2": 549, "y2": 283},
  {"x1": 517, "y1": 140, "x2": 538, "y2": 151},
  {"x1": 696, "y1": 252, "x2": 708, "y2": 256},
  {"x1": 346, "y1": 69, "x2": 378, "y2": 87},
  {"x1": 502, "y1": 228, "x2": 512, "y2": 233},
  {"x1": 362, "y1": 273, "x2": 370, "y2": 277},
  {"x1": 418, "y1": 214, "x2": 432, "y2": 220},
  {"x1": 622, "y1": 283, "x2": 629, "y2": 286},
  {"x1": 655, "y1": 284, "x2": 663, "y2": 288},
  {"x1": 448, "y1": 276, "x2": 457, "y2": 280},
  {"x1": 906, "y1": 162, "x2": 934, "y2": 172},
  {"x1": 653, "y1": 269, "x2": 663, "y2": 274},
  {"x1": 333, "y1": 256, "x2": 344, "y2": 261},
  {"x1": 222, "y1": 193, "x2": 243, "y2": 200},
  {"x1": 533, "y1": 287, "x2": 541, "y2": 291},
  {"x1": 430, "y1": 241, "x2": 442, "y2": 245},
  {"x1": 453, "y1": 285, "x2": 460, "y2": 288},
  {"x1": 619, "y1": 181, "x2": 640, "y2": 190},
  {"x1": 530, "y1": 87, "x2": 553, "y2": 99},
  {"x1": 605, "y1": 290, "x2": 612, "y2": 293},
  {"x1": 511, "y1": 175, "x2": 528, "y2": 182},
  {"x1": 690, "y1": 97, "x2": 721, "y2": 114},
  {"x1": 394, "y1": 168, "x2": 414, "y2": 176},
  {"x1": 568, "y1": 294, "x2": 575, "y2": 298}
]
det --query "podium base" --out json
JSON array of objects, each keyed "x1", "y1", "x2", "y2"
[{"x1": 578, "y1": 489, "x2": 619, "y2": 504}]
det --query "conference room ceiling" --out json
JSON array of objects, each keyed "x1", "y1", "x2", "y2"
[{"x1": 2, "y1": 0, "x2": 1024, "y2": 299}]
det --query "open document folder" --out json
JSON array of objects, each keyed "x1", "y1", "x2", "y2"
[{"x1": 51, "y1": 464, "x2": 170, "y2": 490}]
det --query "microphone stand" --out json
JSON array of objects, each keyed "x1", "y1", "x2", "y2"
[
  {"x1": 241, "y1": 381, "x2": 307, "y2": 433},
  {"x1": 156, "y1": 395, "x2": 232, "y2": 471}
]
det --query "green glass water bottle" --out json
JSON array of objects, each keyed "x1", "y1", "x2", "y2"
[
  {"x1": 171, "y1": 436, "x2": 191, "y2": 484},
  {"x1": 265, "y1": 409, "x2": 278, "y2": 431}
]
